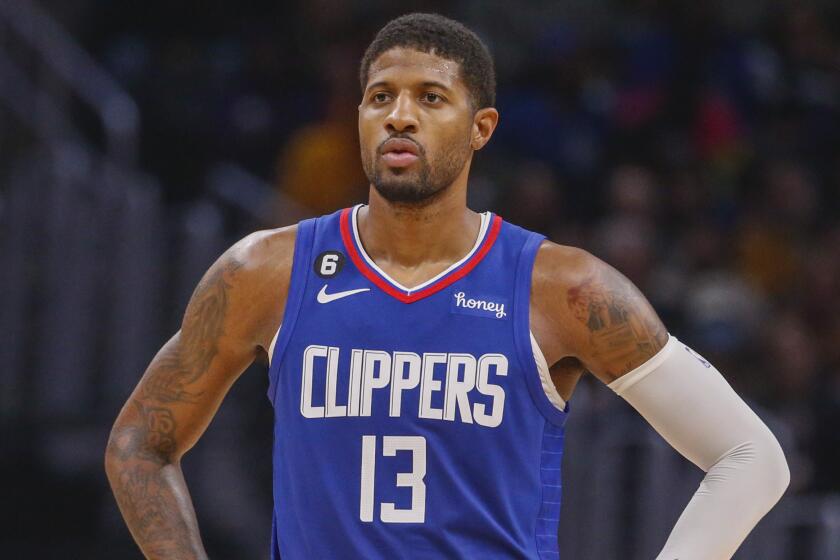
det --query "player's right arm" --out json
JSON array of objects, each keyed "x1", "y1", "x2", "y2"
[{"x1": 104, "y1": 226, "x2": 296, "y2": 559}]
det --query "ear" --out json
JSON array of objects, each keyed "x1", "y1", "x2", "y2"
[{"x1": 470, "y1": 107, "x2": 499, "y2": 151}]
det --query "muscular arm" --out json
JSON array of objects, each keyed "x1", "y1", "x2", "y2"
[
  {"x1": 532, "y1": 242, "x2": 788, "y2": 560},
  {"x1": 104, "y1": 227, "x2": 294, "y2": 559},
  {"x1": 531, "y1": 242, "x2": 668, "y2": 388}
]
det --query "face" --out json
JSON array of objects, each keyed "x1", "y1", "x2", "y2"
[{"x1": 358, "y1": 47, "x2": 482, "y2": 205}]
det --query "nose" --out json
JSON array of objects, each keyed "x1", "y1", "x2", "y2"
[{"x1": 384, "y1": 92, "x2": 419, "y2": 134}]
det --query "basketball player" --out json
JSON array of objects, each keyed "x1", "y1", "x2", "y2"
[{"x1": 105, "y1": 13, "x2": 789, "y2": 559}]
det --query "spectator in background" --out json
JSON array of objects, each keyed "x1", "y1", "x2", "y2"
[
  {"x1": 275, "y1": 43, "x2": 369, "y2": 220},
  {"x1": 736, "y1": 160, "x2": 819, "y2": 297}
]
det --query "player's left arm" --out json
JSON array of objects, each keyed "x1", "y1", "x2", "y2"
[{"x1": 533, "y1": 242, "x2": 790, "y2": 560}]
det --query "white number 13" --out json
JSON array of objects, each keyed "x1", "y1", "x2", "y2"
[{"x1": 360, "y1": 435, "x2": 426, "y2": 523}]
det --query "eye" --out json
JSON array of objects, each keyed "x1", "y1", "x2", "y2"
[
  {"x1": 372, "y1": 92, "x2": 391, "y2": 103},
  {"x1": 422, "y1": 92, "x2": 443, "y2": 104}
]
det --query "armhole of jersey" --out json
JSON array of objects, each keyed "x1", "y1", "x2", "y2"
[
  {"x1": 513, "y1": 232, "x2": 570, "y2": 427},
  {"x1": 530, "y1": 330, "x2": 567, "y2": 411},
  {"x1": 267, "y1": 324, "x2": 282, "y2": 367},
  {"x1": 266, "y1": 218, "x2": 316, "y2": 405}
]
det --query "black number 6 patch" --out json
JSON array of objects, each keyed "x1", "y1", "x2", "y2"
[{"x1": 314, "y1": 250, "x2": 345, "y2": 278}]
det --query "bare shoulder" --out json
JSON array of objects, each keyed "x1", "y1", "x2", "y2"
[
  {"x1": 189, "y1": 224, "x2": 298, "y2": 354},
  {"x1": 209, "y1": 224, "x2": 298, "y2": 301},
  {"x1": 531, "y1": 241, "x2": 596, "y2": 295},
  {"x1": 231, "y1": 225, "x2": 297, "y2": 279},
  {"x1": 531, "y1": 239, "x2": 668, "y2": 384}
]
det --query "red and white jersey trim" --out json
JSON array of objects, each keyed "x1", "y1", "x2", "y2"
[{"x1": 340, "y1": 204, "x2": 503, "y2": 304}]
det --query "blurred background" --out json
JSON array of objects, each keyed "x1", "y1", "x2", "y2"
[{"x1": 1, "y1": 0, "x2": 839, "y2": 558}]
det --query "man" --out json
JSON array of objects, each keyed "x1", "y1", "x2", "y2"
[{"x1": 105, "y1": 13, "x2": 789, "y2": 559}]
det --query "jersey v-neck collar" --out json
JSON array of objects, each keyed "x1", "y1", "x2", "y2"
[{"x1": 339, "y1": 204, "x2": 503, "y2": 304}]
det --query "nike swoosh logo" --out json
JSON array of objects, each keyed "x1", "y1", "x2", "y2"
[{"x1": 317, "y1": 285, "x2": 370, "y2": 304}]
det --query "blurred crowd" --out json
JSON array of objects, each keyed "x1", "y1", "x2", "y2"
[
  {"x1": 62, "y1": 0, "x2": 840, "y2": 496},
  {"x1": 3, "y1": 0, "x2": 839, "y2": 557},
  {"x1": 0, "y1": 0, "x2": 799, "y2": 542}
]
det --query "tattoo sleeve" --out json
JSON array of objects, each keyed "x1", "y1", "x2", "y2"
[
  {"x1": 566, "y1": 267, "x2": 668, "y2": 380},
  {"x1": 143, "y1": 258, "x2": 243, "y2": 404},
  {"x1": 106, "y1": 255, "x2": 245, "y2": 559},
  {"x1": 107, "y1": 402, "x2": 202, "y2": 558}
]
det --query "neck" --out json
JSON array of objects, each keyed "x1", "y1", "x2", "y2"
[{"x1": 359, "y1": 172, "x2": 480, "y2": 270}]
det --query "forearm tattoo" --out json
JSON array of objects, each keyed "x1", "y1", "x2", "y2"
[
  {"x1": 113, "y1": 464, "x2": 194, "y2": 558},
  {"x1": 108, "y1": 401, "x2": 194, "y2": 556},
  {"x1": 566, "y1": 271, "x2": 667, "y2": 380}
]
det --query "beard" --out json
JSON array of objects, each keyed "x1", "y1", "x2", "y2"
[{"x1": 362, "y1": 136, "x2": 471, "y2": 206}]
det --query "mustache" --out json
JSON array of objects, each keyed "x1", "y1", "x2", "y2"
[{"x1": 377, "y1": 134, "x2": 425, "y2": 155}]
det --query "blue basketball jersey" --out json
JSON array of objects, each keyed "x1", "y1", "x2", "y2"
[{"x1": 266, "y1": 204, "x2": 569, "y2": 559}]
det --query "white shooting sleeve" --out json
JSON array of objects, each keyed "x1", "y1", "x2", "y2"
[{"x1": 607, "y1": 335, "x2": 790, "y2": 560}]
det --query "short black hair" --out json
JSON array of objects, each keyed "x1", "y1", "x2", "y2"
[{"x1": 359, "y1": 13, "x2": 496, "y2": 110}]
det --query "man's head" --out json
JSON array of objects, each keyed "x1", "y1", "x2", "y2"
[{"x1": 358, "y1": 13, "x2": 499, "y2": 206}]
